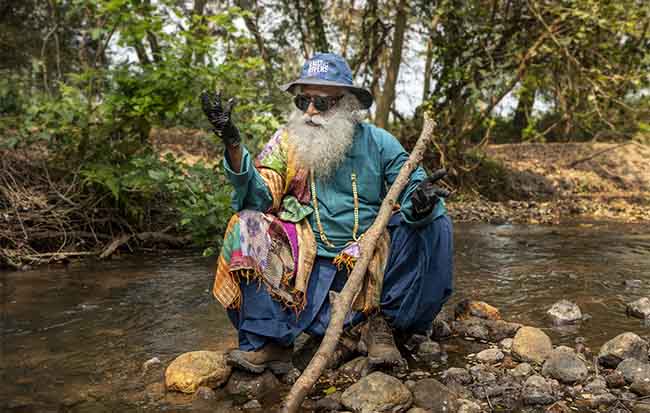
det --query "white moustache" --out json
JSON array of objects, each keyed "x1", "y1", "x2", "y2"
[{"x1": 303, "y1": 113, "x2": 326, "y2": 126}]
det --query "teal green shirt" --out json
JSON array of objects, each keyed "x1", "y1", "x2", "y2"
[{"x1": 223, "y1": 122, "x2": 446, "y2": 257}]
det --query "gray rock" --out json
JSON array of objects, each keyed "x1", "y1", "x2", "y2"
[
  {"x1": 469, "y1": 364, "x2": 497, "y2": 384},
  {"x1": 599, "y1": 332, "x2": 649, "y2": 368},
  {"x1": 476, "y1": 348, "x2": 504, "y2": 364},
  {"x1": 547, "y1": 299, "x2": 582, "y2": 325},
  {"x1": 631, "y1": 379, "x2": 650, "y2": 396},
  {"x1": 316, "y1": 391, "x2": 343, "y2": 411},
  {"x1": 488, "y1": 319, "x2": 523, "y2": 341},
  {"x1": 541, "y1": 347, "x2": 588, "y2": 383},
  {"x1": 472, "y1": 383, "x2": 507, "y2": 400},
  {"x1": 242, "y1": 399, "x2": 261, "y2": 409},
  {"x1": 510, "y1": 362, "x2": 533, "y2": 379},
  {"x1": 417, "y1": 340, "x2": 442, "y2": 363},
  {"x1": 627, "y1": 298, "x2": 650, "y2": 319},
  {"x1": 625, "y1": 280, "x2": 643, "y2": 288},
  {"x1": 584, "y1": 376, "x2": 608, "y2": 394},
  {"x1": 341, "y1": 371, "x2": 413, "y2": 413},
  {"x1": 441, "y1": 367, "x2": 472, "y2": 385},
  {"x1": 225, "y1": 370, "x2": 280, "y2": 400},
  {"x1": 500, "y1": 338, "x2": 513, "y2": 351},
  {"x1": 142, "y1": 357, "x2": 162, "y2": 375},
  {"x1": 616, "y1": 358, "x2": 650, "y2": 384},
  {"x1": 453, "y1": 318, "x2": 490, "y2": 341},
  {"x1": 411, "y1": 378, "x2": 459, "y2": 412},
  {"x1": 432, "y1": 317, "x2": 452, "y2": 340},
  {"x1": 522, "y1": 374, "x2": 556, "y2": 405},
  {"x1": 338, "y1": 356, "x2": 369, "y2": 380},
  {"x1": 406, "y1": 408, "x2": 430, "y2": 413},
  {"x1": 453, "y1": 317, "x2": 521, "y2": 342},
  {"x1": 512, "y1": 326, "x2": 553, "y2": 364}
]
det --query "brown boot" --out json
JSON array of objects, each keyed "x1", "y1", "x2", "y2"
[
  {"x1": 365, "y1": 315, "x2": 406, "y2": 370},
  {"x1": 226, "y1": 342, "x2": 293, "y2": 374}
]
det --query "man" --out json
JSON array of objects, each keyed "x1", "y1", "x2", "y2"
[{"x1": 201, "y1": 52, "x2": 453, "y2": 375}]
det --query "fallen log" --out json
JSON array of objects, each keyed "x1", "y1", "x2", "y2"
[{"x1": 281, "y1": 115, "x2": 438, "y2": 412}]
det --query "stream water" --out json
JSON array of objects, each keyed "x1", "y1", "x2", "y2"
[{"x1": 2, "y1": 221, "x2": 650, "y2": 412}]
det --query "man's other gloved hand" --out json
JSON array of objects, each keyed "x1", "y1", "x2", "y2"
[
  {"x1": 411, "y1": 169, "x2": 450, "y2": 219},
  {"x1": 200, "y1": 90, "x2": 241, "y2": 146}
]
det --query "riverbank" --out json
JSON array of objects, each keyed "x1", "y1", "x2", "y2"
[{"x1": 2, "y1": 132, "x2": 649, "y2": 269}]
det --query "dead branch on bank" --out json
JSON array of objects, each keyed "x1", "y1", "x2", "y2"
[
  {"x1": 281, "y1": 116, "x2": 438, "y2": 413},
  {"x1": 0, "y1": 151, "x2": 188, "y2": 269}
]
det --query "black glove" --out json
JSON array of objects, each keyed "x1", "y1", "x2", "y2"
[
  {"x1": 411, "y1": 169, "x2": 450, "y2": 219},
  {"x1": 200, "y1": 90, "x2": 241, "y2": 146}
]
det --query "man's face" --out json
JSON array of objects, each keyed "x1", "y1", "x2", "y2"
[{"x1": 295, "y1": 85, "x2": 346, "y2": 119}]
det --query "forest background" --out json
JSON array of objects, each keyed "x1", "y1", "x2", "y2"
[{"x1": 1, "y1": 0, "x2": 649, "y2": 269}]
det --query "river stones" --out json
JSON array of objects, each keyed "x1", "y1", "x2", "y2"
[
  {"x1": 576, "y1": 377, "x2": 617, "y2": 409},
  {"x1": 541, "y1": 346, "x2": 588, "y2": 383},
  {"x1": 631, "y1": 379, "x2": 650, "y2": 396},
  {"x1": 598, "y1": 332, "x2": 649, "y2": 368},
  {"x1": 338, "y1": 356, "x2": 369, "y2": 380},
  {"x1": 442, "y1": 367, "x2": 472, "y2": 385},
  {"x1": 341, "y1": 371, "x2": 412, "y2": 413},
  {"x1": 511, "y1": 362, "x2": 534, "y2": 379},
  {"x1": 224, "y1": 370, "x2": 279, "y2": 400},
  {"x1": 431, "y1": 316, "x2": 453, "y2": 340},
  {"x1": 165, "y1": 350, "x2": 231, "y2": 393},
  {"x1": 512, "y1": 326, "x2": 553, "y2": 364},
  {"x1": 616, "y1": 358, "x2": 650, "y2": 384},
  {"x1": 476, "y1": 348, "x2": 504, "y2": 364},
  {"x1": 627, "y1": 298, "x2": 650, "y2": 319},
  {"x1": 454, "y1": 299, "x2": 502, "y2": 321},
  {"x1": 522, "y1": 374, "x2": 556, "y2": 405},
  {"x1": 452, "y1": 317, "x2": 522, "y2": 342},
  {"x1": 411, "y1": 377, "x2": 459, "y2": 411},
  {"x1": 547, "y1": 299, "x2": 582, "y2": 325}
]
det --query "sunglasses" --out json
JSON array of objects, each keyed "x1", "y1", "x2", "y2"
[{"x1": 294, "y1": 94, "x2": 343, "y2": 112}]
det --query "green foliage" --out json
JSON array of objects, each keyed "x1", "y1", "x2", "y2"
[{"x1": 79, "y1": 152, "x2": 232, "y2": 248}]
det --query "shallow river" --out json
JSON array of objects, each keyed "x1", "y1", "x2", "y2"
[{"x1": 2, "y1": 221, "x2": 650, "y2": 412}]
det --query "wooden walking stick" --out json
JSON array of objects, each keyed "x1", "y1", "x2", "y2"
[{"x1": 281, "y1": 115, "x2": 438, "y2": 413}]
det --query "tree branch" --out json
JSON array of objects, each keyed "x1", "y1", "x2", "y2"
[{"x1": 281, "y1": 116, "x2": 438, "y2": 413}]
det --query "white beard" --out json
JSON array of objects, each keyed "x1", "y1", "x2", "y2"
[{"x1": 286, "y1": 94, "x2": 366, "y2": 178}]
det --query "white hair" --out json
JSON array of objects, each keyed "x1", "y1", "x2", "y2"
[{"x1": 286, "y1": 92, "x2": 367, "y2": 178}]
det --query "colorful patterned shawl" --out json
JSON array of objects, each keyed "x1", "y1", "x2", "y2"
[{"x1": 213, "y1": 129, "x2": 389, "y2": 313}]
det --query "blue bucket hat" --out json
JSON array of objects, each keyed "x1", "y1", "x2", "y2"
[{"x1": 280, "y1": 52, "x2": 374, "y2": 109}]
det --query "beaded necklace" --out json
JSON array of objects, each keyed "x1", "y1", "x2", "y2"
[{"x1": 309, "y1": 170, "x2": 360, "y2": 248}]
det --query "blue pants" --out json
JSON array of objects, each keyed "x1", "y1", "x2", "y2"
[{"x1": 227, "y1": 214, "x2": 454, "y2": 351}]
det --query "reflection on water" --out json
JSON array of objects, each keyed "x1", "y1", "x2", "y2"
[{"x1": 2, "y1": 222, "x2": 650, "y2": 411}]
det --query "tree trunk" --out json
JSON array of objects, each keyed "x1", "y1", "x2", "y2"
[
  {"x1": 375, "y1": 0, "x2": 408, "y2": 129},
  {"x1": 340, "y1": 0, "x2": 356, "y2": 58},
  {"x1": 307, "y1": 0, "x2": 330, "y2": 53},
  {"x1": 291, "y1": 0, "x2": 312, "y2": 58},
  {"x1": 512, "y1": 78, "x2": 536, "y2": 141},
  {"x1": 236, "y1": 0, "x2": 276, "y2": 98},
  {"x1": 190, "y1": 0, "x2": 208, "y2": 64}
]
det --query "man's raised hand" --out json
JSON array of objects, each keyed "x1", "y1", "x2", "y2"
[
  {"x1": 200, "y1": 90, "x2": 241, "y2": 147},
  {"x1": 411, "y1": 169, "x2": 450, "y2": 219}
]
